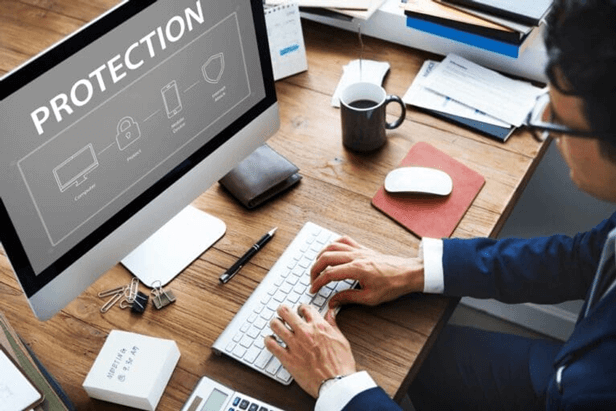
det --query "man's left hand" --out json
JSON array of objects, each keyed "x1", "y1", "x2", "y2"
[{"x1": 265, "y1": 304, "x2": 357, "y2": 398}]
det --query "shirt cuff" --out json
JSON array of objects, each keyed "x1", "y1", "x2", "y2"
[
  {"x1": 421, "y1": 237, "x2": 444, "y2": 294},
  {"x1": 315, "y1": 371, "x2": 376, "y2": 411}
]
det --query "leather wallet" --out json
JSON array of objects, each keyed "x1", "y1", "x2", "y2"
[{"x1": 219, "y1": 144, "x2": 301, "y2": 209}]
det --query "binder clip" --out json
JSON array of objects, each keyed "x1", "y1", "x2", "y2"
[
  {"x1": 151, "y1": 280, "x2": 176, "y2": 310},
  {"x1": 120, "y1": 291, "x2": 149, "y2": 314}
]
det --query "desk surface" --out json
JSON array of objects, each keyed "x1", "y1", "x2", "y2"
[{"x1": 0, "y1": 1, "x2": 547, "y2": 410}]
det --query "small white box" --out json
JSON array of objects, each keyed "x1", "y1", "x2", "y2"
[{"x1": 83, "y1": 330, "x2": 180, "y2": 410}]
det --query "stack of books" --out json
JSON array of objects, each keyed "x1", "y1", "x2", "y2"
[{"x1": 401, "y1": 0, "x2": 552, "y2": 58}]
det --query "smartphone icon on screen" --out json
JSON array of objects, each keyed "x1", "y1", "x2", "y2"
[{"x1": 161, "y1": 80, "x2": 182, "y2": 118}]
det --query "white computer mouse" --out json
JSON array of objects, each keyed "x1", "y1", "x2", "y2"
[{"x1": 384, "y1": 166, "x2": 453, "y2": 196}]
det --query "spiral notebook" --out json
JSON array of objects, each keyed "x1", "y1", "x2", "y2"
[{"x1": 372, "y1": 142, "x2": 485, "y2": 238}]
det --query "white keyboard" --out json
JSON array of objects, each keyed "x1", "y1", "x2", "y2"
[{"x1": 212, "y1": 222, "x2": 357, "y2": 385}]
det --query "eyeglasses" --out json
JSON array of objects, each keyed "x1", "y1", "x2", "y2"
[
  {"x1": 525, "y1": 91, "x2": 596, "y2": 141},
  {"x1": 525, "y1": 90, "x2": 600, "y2": 142}
]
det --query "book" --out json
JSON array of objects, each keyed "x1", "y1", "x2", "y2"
[
  {"x1": 405, "y1": 14, "x2": 527, "y2": 57},
  {"x1": 434, "y1": 0, "x2": 534, "y2": 35},
  {"x1": 0, "y1": 312, "x2": 75, "y2": 411},
  {"x1": 402, "y1": 0, "x2": 522, "y2": 43},
  {"x1": 371, "y1": 142, "x2": 485, "y2": 238},
  {"x1": 403, "y1": 1, "x2": 524, "y2": 44},
  {"x1": 441, "y1": 0, "x2": 552, "y2": 26}
]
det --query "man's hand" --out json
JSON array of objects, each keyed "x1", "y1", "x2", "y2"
[
  {"x1": 310, "y1": 236, "x2": 424, "y2": 308},
  {"x1": 265, "y1": 304, "x2": 357, "y2": 398}
]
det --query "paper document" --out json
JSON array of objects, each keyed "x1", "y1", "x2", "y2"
[
  {"x1": 404, "y1": 60, "x2": 510, "y2": 127},
  {"x1": 266, "y1": 0, "x2": 373, "y2": 9},
  {"x1": 265, "y1": 3, "x2": 308, "y2": 81},
  {"x1": 423, "y1": 54, "x2": 544, "y2": 126},
  {"x1": 331, "y1": 59, "x2": 390, "y2": 107}
]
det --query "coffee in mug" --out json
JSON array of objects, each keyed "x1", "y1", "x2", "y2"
[{"x1": 340, "y1": 82, "x2": 406, "y2": 152}]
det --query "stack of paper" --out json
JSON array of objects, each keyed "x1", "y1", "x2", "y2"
[
  {"x1": 404, "y1": 54, "x2": 545, "y2": 141},
  {"x1": 265, "y1": 0, "x2": 387, "y2": 20}
]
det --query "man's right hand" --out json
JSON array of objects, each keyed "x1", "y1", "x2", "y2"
[{"x1": 310, "y1": 236, "x2": 425, "y2": 308}]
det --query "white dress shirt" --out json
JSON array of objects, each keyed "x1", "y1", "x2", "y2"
[{"x1": 315, "y1": 238, "x2": 444, "y2": 411}]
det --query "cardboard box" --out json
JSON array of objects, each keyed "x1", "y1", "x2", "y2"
[{"x1": 83, "y1": 330, "x2": 180, "y2": 410}]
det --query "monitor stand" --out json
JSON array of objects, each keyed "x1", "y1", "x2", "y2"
[{"x1": 121, "y1": 205, "x2": 226, "y2": 287}]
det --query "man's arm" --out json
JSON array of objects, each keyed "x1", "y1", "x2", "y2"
[{"x1": 441, "y1": 212, "x2": 616, "y2": 303}]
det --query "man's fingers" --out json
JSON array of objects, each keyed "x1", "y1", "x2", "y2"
[
  {"x1": 264, "y1": 335, "x2": 287, "y2": 358},
  {"x1": 297, "y1": 303, "x2": 320, "y2": 323},
  {"x1": 310, "y1": 263, "x2": 358, "y2": 294},
  {"x1": 270, "y1": 316, "x2": 293, "y2": 343},
  {"x1": 310, "y1": 250, "x2": 352, "y2": 283},
  {"x1": 276, "y1": 304, "x2": 303, "y2": 331},
  {"x1": 329, "y1": 288, "x2": 363, "y2": 308}
]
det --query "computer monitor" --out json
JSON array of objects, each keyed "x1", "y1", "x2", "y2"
[{"x1": 0, "y1": 0, "x2": 279, "y2": 320}]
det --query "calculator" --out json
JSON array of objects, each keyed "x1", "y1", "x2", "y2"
[{"x1": 181, "y1": 376, "x2": 285, "y2": 411}]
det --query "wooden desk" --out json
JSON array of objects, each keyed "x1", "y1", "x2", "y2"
[{"x1": 0, "y1": 1, "x2": 547, "y2": 410}]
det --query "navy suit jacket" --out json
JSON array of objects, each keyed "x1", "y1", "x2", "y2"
[{"x1": 343, "y1": 212, "x2": 616, "y2": 410}]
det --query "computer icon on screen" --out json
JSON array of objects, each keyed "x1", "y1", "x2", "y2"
[
  {"x1": 52, "y1": 144, "x2": 99, "y2": 192},
  {"x1": 0, "y1": 0, "x2": 279, "y2": 320}
]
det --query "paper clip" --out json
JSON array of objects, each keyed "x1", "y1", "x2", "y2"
[
  {"x1": 126, "y1": 277, "x2": 139, "y2": 303},
  {"x1": 100, "y1": 291, "x2": 124, "y2": 313},
  {"x1": 97, "y1": 285, "x2": 126, "y2": 298},
  {"x1": 151, "y1": 280, "x2": 176, "y2": 310}
]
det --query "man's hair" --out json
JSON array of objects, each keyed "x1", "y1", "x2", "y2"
[{"x1": 545, "y1": 0, "x2": 616, "y2": 157}]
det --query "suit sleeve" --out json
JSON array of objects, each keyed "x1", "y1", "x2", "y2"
[
  {"x1": 342, "y1": 387, "x2": 403, "y2": 411},
  {"x1": 441, "y1": 213, "x2": 616, "y2": 304}
]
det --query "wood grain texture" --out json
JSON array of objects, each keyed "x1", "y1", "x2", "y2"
[{"x1": 0, "y1": 1, "x2": 546, "y2": 409}]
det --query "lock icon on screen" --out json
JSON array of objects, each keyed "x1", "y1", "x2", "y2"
[{"x1": 116, "y1": 116, "x2": 141, "y2": 151}]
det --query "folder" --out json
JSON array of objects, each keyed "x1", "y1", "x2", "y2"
[
  {"x1": 372, "y1": 142, "x2": 485, "y2": 238},
  {"x1": 0, "y1": 312, "x2": 75, "y2": 411}
]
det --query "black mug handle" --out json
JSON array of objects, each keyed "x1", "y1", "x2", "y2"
[{"x1": 384, "y1": 95, "x2": 406, "y2": 130}]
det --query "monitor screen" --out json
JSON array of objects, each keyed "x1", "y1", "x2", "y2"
[{"x1": 0, "y1": 0, "x2": 278, "y2": 320}]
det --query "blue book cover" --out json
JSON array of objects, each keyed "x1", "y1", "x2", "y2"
[{"x1": 406, "y1": 15, "x2": 521, "y2": 58}]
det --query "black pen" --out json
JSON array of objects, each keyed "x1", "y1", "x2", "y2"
[{"x1": 219, "y1": 227, "x2": 277, "y2": 284}]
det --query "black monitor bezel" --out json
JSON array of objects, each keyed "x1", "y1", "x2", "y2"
[{"x1": 0, "y1": 0, "x2": 276, "y2": 298}]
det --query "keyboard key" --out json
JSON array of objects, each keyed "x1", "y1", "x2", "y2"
[
  {"x1": 277, "y1": 367, "x2": 292, "y2": 383},
  {"x1": 273, "y1": 290, "x2": 286, "y2": 303},
  {"x1": 239, "y1": 335, "x2": 253, "y2": 349},
  {"x1": 244, "y1": 346, "x2": 261, "y2": 364},
  {"x1": 232, "y1": 345, "x2": 247, "y2": 358},
  {"x1": 286, "y1": 292, "x2": 300, "y2": 304},
  {"x1": 247, "y1": 326, "x2": 261, "y2": 339},
  {"x1": 249, "y1": 404, "x2": 259, "y2": 411},
  {"x1": 240, "y1": 399, "x2": 250, "y2": 410},
  {"x1": 253, "y1": 317, "x2": 267, "y2": 330},
  {"x1": 254, "y1": 350, "x2": 273, "y2": 369},
  {"x1": 265, "y1": 357, "x2": 282, "y2": 375}
]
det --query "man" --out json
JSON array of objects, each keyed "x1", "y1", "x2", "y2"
[{"x1": 264, "y1": 0, "x2": 616, "y2": 409}]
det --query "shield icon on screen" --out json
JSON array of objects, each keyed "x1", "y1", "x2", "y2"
[{"x1": 202, "y1": 53, "x2": 225, "y2": 84}]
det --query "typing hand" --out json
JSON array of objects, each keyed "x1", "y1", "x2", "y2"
[
  {"x1": 310, "y1": 236, "x2": 424, "y2": 308},
  {"x1": 265, "y1": 304, "x2": 356, "y2": 398}
]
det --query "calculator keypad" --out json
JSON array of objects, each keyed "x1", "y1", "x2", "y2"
[{"x1": 229, "y1": 395, "x2": 269, "y2": 411}]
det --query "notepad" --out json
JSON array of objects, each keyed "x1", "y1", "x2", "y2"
[{"x1": 372, "y1": 142, "x2": 485, "y2": 238}]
